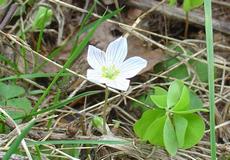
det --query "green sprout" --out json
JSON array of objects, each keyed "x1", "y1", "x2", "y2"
[{"x1": 168, "y1": 0, "x2": 204, "y2": 37}]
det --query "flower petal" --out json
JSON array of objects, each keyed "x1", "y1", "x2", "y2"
[
  {"x1": 106, "y1": 77, "x2": 130, "y2": 91},
  {"x1": 87, "y1": 45, "x2": 105, "y2": 70},
  {"x1": 119, "y1": 56, "x2": 147, "y2": 78},
  {"x1": 87, "y1": 69, "x2": 105, "y2": 84},
  {"x1": 105, "y1": 37, "x2": 127, "y2": 66}
]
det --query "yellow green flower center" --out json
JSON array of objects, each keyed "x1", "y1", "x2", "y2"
[{"x1": 101, "y1": 65, "x2": 120, "y2": 80}]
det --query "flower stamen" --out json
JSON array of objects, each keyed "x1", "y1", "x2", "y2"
[{"x1": 101, "y1": 65, "x2": 120, "y2": 80}]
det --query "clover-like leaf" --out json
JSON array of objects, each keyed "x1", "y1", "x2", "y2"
[
  {"x1": 181, "y1": 114, "x2": 205, "y2": 148},
  {"x1": 173, "y1": 114, "x2": 188, "y2": 147},
  {"x1": 4, "y1": 97, "x2": 32, "y2": 124},
  {"x1": 167, "y1": 80, "x2": 184, "y2": 108},
  {"x1": 183, "y1": 0, "x2": 203, "y2": 12},
  {"x1": 150, "y1": 87, "x2": 167, "y2": 109},
  {"x1": 189, "y1": 60, "x2": 208, "y2": 83},
  {"x1": 134, "y1": 109, "x2": 165, "y2": 140},
  {"x1": 145, "y1": 115, "x2": 166, "y2": 146},
  {"x1": 150, "y1": 95, "x2": 167, "y2": 109},
  {"x1": 154, "y1": 57, "x2": 189, "y2": 80},
  {"x1": 189, "y1": 89, "x2": 204, "y2": 109},
  {"x1": 164, "y1": 116, "x2": 178, "y2": 156},
  {"x1": 0, "y1": 82, "x2": 25, "y2": 99},
  {"x1": 153, "y1": 86, "x2": 167, "y2": 95},
  {"x1": 134, "y1": 80, "x2": 206, "y2": 156},
  {"x1": 6, "y1": 97, "x2": 32, "y2": 119},
  {"x1": 172, "y1": 86, "x2": 190, "y2": 111}
]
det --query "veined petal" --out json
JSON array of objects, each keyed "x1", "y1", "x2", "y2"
[
  {"x1": 106, "y1": 77, "x2": 130, "y2": 91},
  {"x1": 119, "y1": 56, "x2": 147, "y2": 78},
  {"x1": 87, "y1": 45, "x2": 105, "y2": 70},
  {"x1": 87, "y1": 69, "x2": 106, "y2": 84},
  {"x1": 105, "y1": 37, "x2": 127, "y2": 66}
]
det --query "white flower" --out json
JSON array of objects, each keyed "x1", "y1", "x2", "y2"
[{"x1": 86, "y1": 37, "x2": 147, "y2": 91}]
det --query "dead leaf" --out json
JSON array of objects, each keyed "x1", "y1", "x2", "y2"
[{"x1": 127, "y1": 8, "x2": 143, "y2": 20}]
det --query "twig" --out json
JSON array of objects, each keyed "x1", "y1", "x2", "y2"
[
  {"x1": 205, "y1": 121, "x2": 230, "y2": 133},
  {"x1": 212, "y1": 0, "x2": 230, "y2": 8},
  {"x1": 0, "y1": 3, "x2": 18, "y2": 30}
]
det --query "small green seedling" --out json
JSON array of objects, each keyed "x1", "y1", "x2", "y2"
[
  {"x1": 134, "y1": 80, "x2": 207, "y2": 155},
  {"x1": 182, "y1": 0, "x2": 204, "y2": 12},
  {"x1": 0, "y1": 82, "x2": 32, "y2": 126},
  {"x1": 92, "y1": 116, "x2": 104, "y2": 129},
  {"x1": 168, "y1": 0, "x2": 203, "y2": 37},
  {"x1": 32, "y1": 6, "x2": 53, "y2": 30},
  {"x1": 168, "y1": 0, "x2": 203, "y2": 13}
]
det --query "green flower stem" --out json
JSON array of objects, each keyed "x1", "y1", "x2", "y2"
[
  {"x1": 203, "y1": 0, "x2": 216, "y2": 159},
  {"x1": 103, "y1": 86, "x2": 109, "y2": 134}
]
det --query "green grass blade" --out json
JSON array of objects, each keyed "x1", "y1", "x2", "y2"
[
  {"x1": 0, "y1": 72, "x2": 70, "y2": 81},
  {"x1": 27, "y1": 139, "x2": 130, "y2": 146},
  {"x1": 34, "y1": 145, "x2": 42, "y2": 160},
  {"x1": 203, "y1": 0, "x2": 216, "y2": 159},
  {"x1": 3, "y1": 119, "x2": 36, "y2": 160}
]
